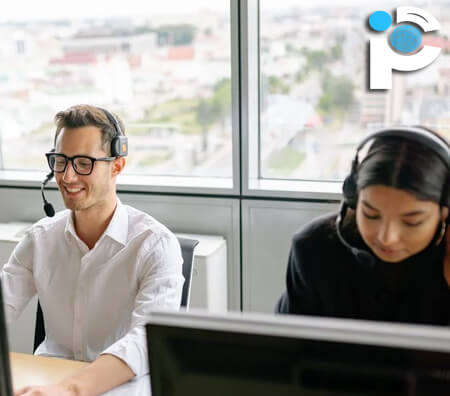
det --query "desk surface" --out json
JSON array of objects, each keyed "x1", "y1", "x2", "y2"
[
  {"x1": 10, "y1": 352, "x2": 88, "y2": 390},
  {"x1": 10, "y1": 352, "x2": 150, "y2": 396}
]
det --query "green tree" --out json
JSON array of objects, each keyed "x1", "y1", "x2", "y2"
[
  {"x1": 295, "y1": 67, "x2": 308, "y2": 83},
  {"x1": 211, "y1": 78, "x2": 231, "y2": 121},
  {"x1": 197, "y1": 100, "x2": 219, "y2": 152},
  {"x1": 318, "y1": 74, "x2": 354, "y2": 116},
  {"x1": 302, "y1": 49, "x2": 329, "y2": 73},
  {"x1": 268, "y1": 76, "x2": 290, "y2": 94},
  {"x1": 330, "y1": 42, "x2": 343, "y2": 61},
  {"x1": 196, "y1": 79, "x2": 231, "y2": 152}
]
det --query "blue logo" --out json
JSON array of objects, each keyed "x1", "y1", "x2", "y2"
[
  {"x1": 368, "y1": 7, "x2": 441, "y2": 89},
  {"x1": 369, "y1": 10, "x2": 422, "y2": 53},
  {"x1": 369, "y1": 11, "x2": 392, "y2": 32}
]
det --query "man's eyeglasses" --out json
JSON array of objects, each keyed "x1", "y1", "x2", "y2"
[{"x1": 45, "y1": 153, "x2": 116, "y2": 176}]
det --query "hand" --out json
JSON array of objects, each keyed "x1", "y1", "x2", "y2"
[
  {"x1": 444, "y1": 230, "x2": 450, "y2": 287},
  {"x1": 14, "y1": 383, "x2": 78, "y2": 396}
]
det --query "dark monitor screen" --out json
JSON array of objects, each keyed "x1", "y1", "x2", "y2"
[
  {"x1": 146, "y1": 311, "x2": 450, "y2": 396},
  {"x1": 0, "y1": 282, "x2": 13, "y2": 396}
]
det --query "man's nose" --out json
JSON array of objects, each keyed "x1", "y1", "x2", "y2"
[{"x1": 62, "y1": 161, "x2": 78, "y2": 183}]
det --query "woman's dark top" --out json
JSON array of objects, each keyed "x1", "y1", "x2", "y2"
[{"x1": 276, "y1": 212, "x2": 450, "y2": 326}]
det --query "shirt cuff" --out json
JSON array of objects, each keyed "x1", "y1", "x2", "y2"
[{"x1": 100, "y1": 325, "x2": 148, "y2": 377}]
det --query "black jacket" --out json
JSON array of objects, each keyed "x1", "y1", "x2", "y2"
[{"x1": 277, "y1": 212, "x2": 450, "y2": 326}]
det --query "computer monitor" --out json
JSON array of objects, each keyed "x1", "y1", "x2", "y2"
[
  {"x1": 0, "y1": 282, "x2": 13, "y2": 396},
  {"x1": 146, "y1": 310, "x2": 450, "y2": 396}
]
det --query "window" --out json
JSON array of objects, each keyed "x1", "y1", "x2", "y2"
[
  {"x1": 1, "y1": 1, "x2": 448, "y2": 196},
  {"x1": 0, "y1": 1, "x2": 232, "y2": 180},
  {"x1": 258, "y1": 0, "x2": 450, "y2": 182}
]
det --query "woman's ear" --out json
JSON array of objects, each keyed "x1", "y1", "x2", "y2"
[{"x1": 441, "y1": 206, "x2": 449, "y2": 224}]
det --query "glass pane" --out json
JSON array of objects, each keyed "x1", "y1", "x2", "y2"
[
  {"x1": 0, "y1": 1, "x2": 232, "y2": 178},
  {"x1": 259, "y1": 1, "x2": 450, "y2": 181}
]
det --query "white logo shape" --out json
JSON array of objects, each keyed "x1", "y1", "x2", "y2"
[{"x1": 370, "y1": 7, "x2": 441, "y2": 90}]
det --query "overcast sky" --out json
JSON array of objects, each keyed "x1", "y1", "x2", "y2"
[
  {"x1": 0, "y1": 0, "x2": 434, "y2": 22},
  {"x1": 2, "y1": 0, "x2": 224, "y2": 21}
]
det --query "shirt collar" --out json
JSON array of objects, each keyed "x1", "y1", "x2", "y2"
[
  {"x1": 64, "y1": 199, "x2": 128, "y2": 247},
  {"x1": 104, "y1": 199, "x2": 128, "y2": 246},
  {"x1": 64, "y1": 212, "x2": 77, "y2": 241}
]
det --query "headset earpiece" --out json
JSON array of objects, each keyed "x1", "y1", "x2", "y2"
[
  {"x1": 342, "y1": 176, "x2": 357, "y2": 209},
  {"x1": 110, "y1": 135, "x2": 128, "y2": 157},
  {"x1": 98, "y1": 107, "x2": 128, "y2": 158},
  {"x1": 342, "y1": 156, "x2": 359, "y2": 209}
]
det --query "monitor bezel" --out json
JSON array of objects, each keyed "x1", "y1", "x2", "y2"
[{"x1": 146, "y1": 309, "x2": 450, "y2": 353}]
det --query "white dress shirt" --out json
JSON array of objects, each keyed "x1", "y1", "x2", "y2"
[{"x1": 0, "y1": 199, "x2": 184, "y2": 377}]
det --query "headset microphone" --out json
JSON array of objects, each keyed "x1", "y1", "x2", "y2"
[
  {"x1": 41, "y1": 171, "x2": 55, "y2": 217},
  {"x1": 335, "y1": 202, "x2": 376, "y2": 268}
]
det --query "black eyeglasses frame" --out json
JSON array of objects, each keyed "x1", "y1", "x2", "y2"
[{"x1": 45, "y1": 152, "x2": 116, "y2": 176}]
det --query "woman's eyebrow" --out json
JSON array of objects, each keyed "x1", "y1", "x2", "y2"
[
  {"x1": 399, "y1": 210, "x2": 427, "y2": 217},
  {"x1": 361, "y1": 200, "x2": 379, "y2": 211},
  {"x1": 362, "y1": 200, "x2": 427, "y2": 217}
]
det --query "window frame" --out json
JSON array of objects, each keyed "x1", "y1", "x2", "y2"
[
  {"x1": 0, "y1": 0, "x2": 344, "y2": 202},
  {"x1": 240, "y1": 0, "x2": 343, "y2": 201}
]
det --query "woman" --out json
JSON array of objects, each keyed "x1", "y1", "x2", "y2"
[{"x1": 277, "y1": 126, "x2": 450, "y2": 325}]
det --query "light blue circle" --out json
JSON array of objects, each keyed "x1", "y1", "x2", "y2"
[
  {"x1": 389, "y1": 25, "x2": 422, "y2": 53},
  {"x1": 368, "y1": 11, "x2": 392, "y2": 32}
]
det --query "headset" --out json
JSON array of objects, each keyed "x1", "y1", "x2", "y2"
[
  {"x1": 41, "y1": 107, "x2": 128, "y2": 217},
  {"x1": 336, "y1": 126, "x2": 450, "y2": 267}
]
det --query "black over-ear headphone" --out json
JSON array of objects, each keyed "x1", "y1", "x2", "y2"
[
  {"x1": 336, "y1": 126, "x2": 450, "y2": 267},
  {"x1": 41, "y1": 107, "x2": 128, "y2": 217},
  {"x1": 96, "y1": 107, "x2": 128, "y2": 157}
]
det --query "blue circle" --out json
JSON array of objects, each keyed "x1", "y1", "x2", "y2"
[
  {"x1": 368, "y1": 11, "x2": 392, "y2": 32},
  {"x1": 389, "y1": 25, "x2": 422, "y2": 53}
]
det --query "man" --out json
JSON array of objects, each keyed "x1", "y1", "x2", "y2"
[{"x1": 1, "y1": 105, "x2": 184, "y2": 395}]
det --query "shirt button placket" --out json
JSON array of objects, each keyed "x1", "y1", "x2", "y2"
[{"x1": 73, "y1": 256, "x2": 86, "y2": 361}]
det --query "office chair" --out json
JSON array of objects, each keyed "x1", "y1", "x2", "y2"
[
  {"x1": 178, "y1": 237, "x2": 199, "y2": 308},
  {"x1": 33, "y1": 236, "x2": 199, "y2": 353}
]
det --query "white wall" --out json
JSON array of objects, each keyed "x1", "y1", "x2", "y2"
[
  {"x1": 242, "y1": 199, "x2": 338, "y2": 312},
  {"x1": 0, "y1": 187, "x2": 340, "y2": 316}
]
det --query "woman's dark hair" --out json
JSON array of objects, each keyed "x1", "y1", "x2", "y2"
[{"x1": 356, "y1": 129, "x2": 449, "y2": 207}]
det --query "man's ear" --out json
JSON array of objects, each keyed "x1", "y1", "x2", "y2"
[{"x1": 111, "y1": 157, "x2": 126, "y2": 177}]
